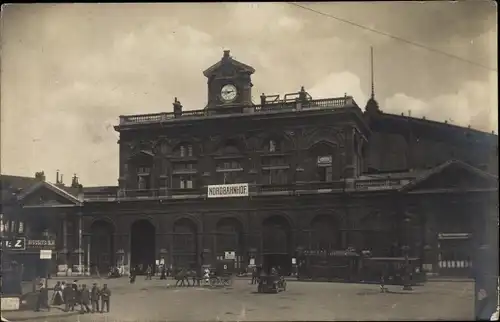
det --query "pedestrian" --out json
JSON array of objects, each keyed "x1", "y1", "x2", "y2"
[
  {"x1": 35, "y1": 282, "x2": 50, "y2": 312},
  {"x1": 91, "y1": 283, "x2": 100, "y2": 313},
  {"x1": 160, "y1": 265, "x2": 167, "y2": 280},
  {"x1": 100, "y1": 283, "x2": 111, "y2": 313},
  {"x1": 51, "y1": 281, "x2": 64, "y2": 306},
  {"x1": 79, "y1": 284, "x2": 91, "y2": 313},
  {"x1": 130, "y1": 267, "x2": 136, "y2": 284},
  {"x1": 62, "y1": 281, "x2": 74, "y2": 312},
  {"x1": 145, "y1": 265, "x2": 152, "y2": 280}
]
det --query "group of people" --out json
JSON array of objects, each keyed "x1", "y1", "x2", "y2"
[{"x1": 35, "y1": 280, "x2": 111, "y2": 314}]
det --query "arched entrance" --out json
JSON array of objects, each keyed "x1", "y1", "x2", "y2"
[
  {"x1": 310, "y1": 215, "x2": 337, "y2": 251},
  {"x1": 262, "y1": 215, "x2": 292, "y2": 275},
  {"x1": 173, "y1": 218, "x2": 198, "y2": 269},
  {"x1": 215, "y1": 217, "x2": 244, "y2": 271},
  {"x1": 90, "y1": 220, "x2": 114, "y2": 274},
  {"x1": 130, "y1": 219, "x2": 156, "y2": 274}
]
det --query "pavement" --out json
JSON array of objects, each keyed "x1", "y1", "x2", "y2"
[{"x1": 3, "y1": 277, "x2": 474, "y2": 321}]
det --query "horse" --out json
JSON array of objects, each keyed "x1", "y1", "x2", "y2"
[{"x1": 174, "y1": 269, "x2": 190, "y2": 287}]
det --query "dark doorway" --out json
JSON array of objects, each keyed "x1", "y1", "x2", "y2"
[
  {"x1": 310, "y1": 214, "x2": 337, "y2": 251},
  {"x1": 215, "y1": 217, "x2": 244, "y2": 271},
  {"x1": 130, "y1": 219, "x2": 156, "y2": 274},
  {"x1": 172, "y1": 218, "x2": 198, "y2": 269},
  {"x1": 262, "y1": 215, "x2": 292, "y2": 275},
  {"x1": 90, "y1": 220, "x2": 114, "y2": 274}
]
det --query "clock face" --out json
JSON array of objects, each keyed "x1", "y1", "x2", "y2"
[{"x1": 220, "y1": 84, "x2": 238, "y2": 102}]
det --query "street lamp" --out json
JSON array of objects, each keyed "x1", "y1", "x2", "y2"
[
  {"x1": 402, "y1": 217, "x2": 413, "y2": 291},
  {"x1": 42, "y1": 229, "x2": 50, "y2": 279}
]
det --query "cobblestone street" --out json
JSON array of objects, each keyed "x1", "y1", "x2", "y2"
[{"x1": 3, "y1": 278, "x2": 474, "y2": 321}]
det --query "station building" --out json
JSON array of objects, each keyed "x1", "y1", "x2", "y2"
[{"x1": 1, "y1": 50, "x2": 498, "y2": 280}]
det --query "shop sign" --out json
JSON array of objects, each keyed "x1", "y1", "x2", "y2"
[
  {"x1": 207, "y1": 183, "x2": 249, "y2": 198},
  {"x1": 27, "y1": 239, "x2": 56, "y2": 249},
  {"x1": 3, "y1": 237, "x2": 26, "y2": 250}
]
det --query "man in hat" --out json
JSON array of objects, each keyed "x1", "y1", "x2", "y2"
[
  {"x1": 100, "y1": 283, "x2": 111, "y2": 313},
  {"x1": 79, "y1": 284, "x2": 91, "y2": 314},
  {"x1": 90, "y1": 283, "x2": 100, "y2": 313}
]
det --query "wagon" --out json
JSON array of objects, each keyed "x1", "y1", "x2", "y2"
[{"x1": 257, "y1": 274, "x2": 286, "y2": 293}]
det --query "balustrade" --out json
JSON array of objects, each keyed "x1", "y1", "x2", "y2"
[{"x1": 118, "y1": 97, "x2": 358, "y2": 126}]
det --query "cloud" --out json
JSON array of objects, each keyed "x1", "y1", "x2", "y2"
[
  {"x1": 384, "y1": 75, "x2": 498, "y2": 133},
  {"x1": 0, "y1": 3, "x2": 496, "y2": 187}
]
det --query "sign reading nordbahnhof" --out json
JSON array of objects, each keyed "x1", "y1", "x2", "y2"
[{"x1": 207, "y1": 183, "x2": 249, "y2": 198}]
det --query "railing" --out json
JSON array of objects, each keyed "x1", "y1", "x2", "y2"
[
  {"x1": 119, "y1": 96, "x2": 358, "y2": 126},
  {"x1": 84, "y1": 177, "x2": 410, "y2": 202}
]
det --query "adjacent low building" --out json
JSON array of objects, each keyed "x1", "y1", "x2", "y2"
[{"x1": 1, "y1": 50, "x2": 498, "y2": 279}]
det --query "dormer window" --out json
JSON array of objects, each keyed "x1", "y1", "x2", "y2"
[
  {"x1": 188, "y1": 145, "x2": 193, "y2": 157},
  {"x1": 180, "y1": 146, "x2": 186, "y2": 157}
]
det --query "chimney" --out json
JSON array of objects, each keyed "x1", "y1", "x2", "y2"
[
  {"x1": 56, "y1": 170, "x2": 60, "y2": 184},
  {"x1": 60, "y1": 174, "x2": 64, "y2": 185},
  {"x1": 173, "y1": 97, "x2": 183, "y2": 118},
  {"x1": 223, "y1": 50, "x2": 231, "y2": 59},
  {"x1": 35, "y1": 171, "x2": 46, "y2": 181},
  {"x1": 71, "y1": 174, "x2": 79, "y2": 188}
]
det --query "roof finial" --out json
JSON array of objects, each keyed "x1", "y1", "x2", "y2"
[{"x1": 370, "y1": 46, "x2": 375, "y2": 100}]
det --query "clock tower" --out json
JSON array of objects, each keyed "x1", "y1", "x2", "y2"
[{"x1": 203, "y1": 50, "x2": 255, "y2": 113}]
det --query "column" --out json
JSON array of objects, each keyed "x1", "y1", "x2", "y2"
[
  {"x1": 77, "y1": 211, "x2": 84, "y2": 274},
  {"x1": 342, "y1": 127, "x2": 356, "y2": 178}
]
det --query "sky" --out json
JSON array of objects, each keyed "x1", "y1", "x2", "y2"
[{"x1": 1, "y1": 2, "x2": 497, "y2": 187}]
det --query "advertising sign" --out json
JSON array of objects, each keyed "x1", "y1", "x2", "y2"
[
  {"x1": 224, "y1": 251, "x2": 236, "y2": 260},
  {"x1": 207, "y1": 183, "x2": 249, "y2": 199},
  {"x1": 1, "y1": 297, "x2": 20, "y2": 311},
  {"x1": 3, "y1": 238, "x2": 26, "y2": 251},
  {"x1": 39, "y1": 250, "x2": 52, "y2": 260}
]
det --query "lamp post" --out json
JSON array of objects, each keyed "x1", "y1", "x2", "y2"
[
  {"x1": 42, "y1": 229, "x2": 50, "y2": 279},
  {"x1": 402, "y1": 217, "x2": 413, "y2": 291}
]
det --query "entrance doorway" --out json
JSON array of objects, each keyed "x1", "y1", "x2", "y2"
[
  {"x1": 130, "y1": 219, "x2": 156, "y2": 274},
  {"x1": 263, "y1": 253, "x2": 291, "y2": 275},
  {"x1": 90, "y1": 220, "x2": 114, "y2": 274},
  {"x1": 262, "y1": 215, "x2": 292, "y2": 276}
]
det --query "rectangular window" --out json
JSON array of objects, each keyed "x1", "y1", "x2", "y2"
[
  {"x1": 187, "y1": 145, "x2": 193, "y2": 157},
  {"x1": 18, "y1": 221, "x2": 24, "y2": 234},
  {"x1": 318, "y1": 167, "x2": 333, "y2": 182},
  {"x1": 262, "y1": 169, "x2": 288, "y2": 185},
  {"x1": 180, "y1": 146, "x2": 186, "y2": 157}
]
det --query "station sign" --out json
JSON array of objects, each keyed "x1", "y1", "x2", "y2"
[
  {"x1": 2, "y1": 237, "x2": 26, "y2": 251},
  {"x1": 207, "y1": 183, "x2": 249, "y2": 198}
]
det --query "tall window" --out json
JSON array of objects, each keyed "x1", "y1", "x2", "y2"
[
  {"x1": 180, "y1": 176, "x2": 193, "y2": 189},
  {"x1": 177, "y1": 144, "x2": 193, "y2": 158},
  {"x1": 137, "y1": 166, "x2": 151, "y2": 190},
  {"x1": 269, "y1": 140, "x2": 276, "y2": 152},
  {"x1": 318, "y1": 165, "x2": 333, "y2": 182}
]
